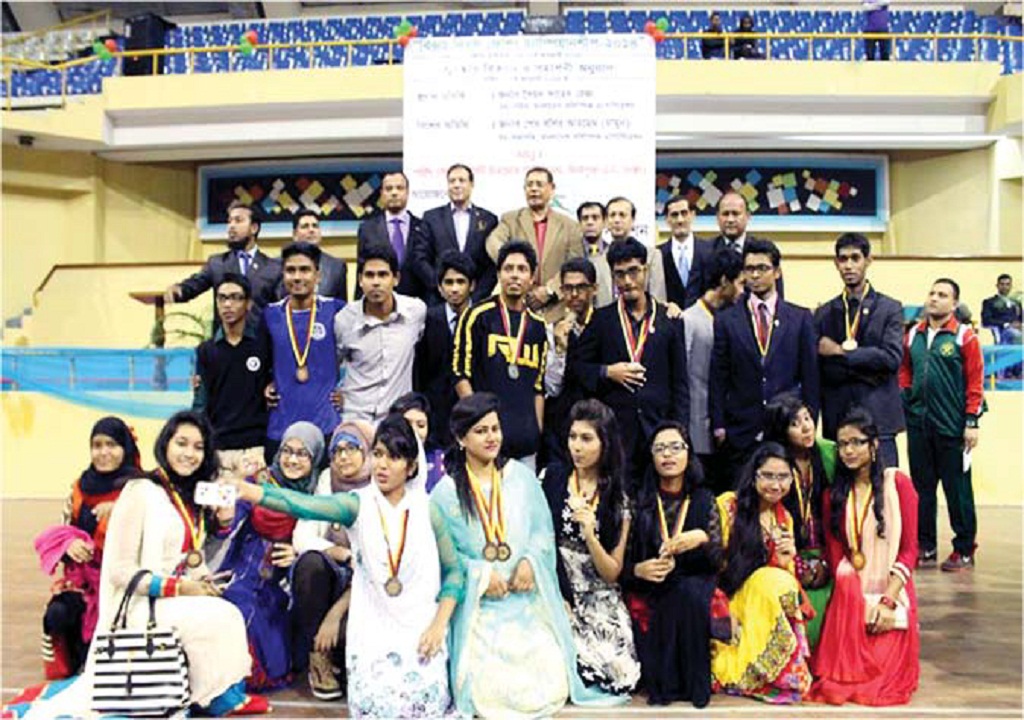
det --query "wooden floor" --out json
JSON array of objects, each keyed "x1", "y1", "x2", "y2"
[{"x1": 2, "y1": 500, "x2": 1021, "y2": 718}]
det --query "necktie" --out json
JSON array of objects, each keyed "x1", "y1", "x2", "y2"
[
  {"x1": 237, "y1": 250, "x2": 250, "y2": 277},
  {"x1": 757, "y1": 303, "x2": 771, "y2": 347},
  {"x1": 677, "y1": 247, "x2": 690, "y2": 287},
  {"x1": 847, "y1": 296, "x2": 860, "y2": 325},
  {"x1": 390, "y1": 218, "x2": 405, "y2": 263}
]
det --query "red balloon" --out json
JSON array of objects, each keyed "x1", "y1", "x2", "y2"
[
  {"x1": 104, "y1": 38, "x2": 117, "y2": 52},
  {"x1": 644, "y1": 20, "x2": 656, "y2": 35},
  {"x1": 245, "y1": 30, "x2": 258, "y2": 45},
  {"x1": 652, "y1": 29, "x2": 666, "y2": 42},
  {"x1": 408, "y1": 26, "x2": 419, "y2": 38},
  {"x1": 398, "y1": 35, "x2": 411, "y2": 47}
]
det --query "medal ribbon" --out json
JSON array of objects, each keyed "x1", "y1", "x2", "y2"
[
  {"x1": 842, "y1": 281, "x2": 871, "y2": 343},
  {"x1": 656, "y1": 492, "x2": 689, "y2": 544},
  {"x1": 849, "y1": 484, "x2": 874, "y2": 560},
  {"x1": 618, "y1": 297, "x2": 657, "y2": 363},
  {"x1": 569, "y1": 471, "x2": 599, "y2": 510},
  {"x1": 157, "y1": 469, "x2": 205, "y2": 553},
  {"x1": 285, "y1": 297, "x2": 317, "y2": 370},
  {"x1": 467, "y1": 465, "x2": 505, "y2": 545},
  {"x1": 793, "y1": 465, "x2": 813, "y2": 526},
  {"x1": 375, "y1": 499, "x2": 410, "y2": 582},
  {"x1": 748, "y1": 298, "x2": 774, "y2": 358},
  {"x1": 497, "y1": 297, "x2": 528, "y2": 370}
]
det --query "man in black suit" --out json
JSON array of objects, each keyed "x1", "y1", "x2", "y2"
[
  {"x1": 572, "y1": 238, "x2": 689, "y2": 481},
  {"x1": 660, "y1": 195, "x2": 714, "y2": 309},
  {"x1": 412, "y1": 163, "x2": 499, "y2": 305},
  {"x1": 710, "y1": 238, "x2": 818, "y2": 485},
  {"x1": 414, "y1": 251, "x2": 475, "y2": 449},
  {"x1": 356, "y1": 171, "x2": 426, "y2": 300},
  {"x1": 165, "y1": 200, "x2": 281, "y2": 327},
  {"x1": 815, "y1": 233, "x2": 905, "y2": 468},
  {"x1": 710, "y1": 190, "x2": 782, "y2": 296},
  {"x1": 290, "y1": 209, "x2": 347, "y2": 300}
]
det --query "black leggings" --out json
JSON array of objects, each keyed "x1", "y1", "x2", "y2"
[
  {"x1": 44, "y1": 592, "x2": 89, "y2": 675},
  {"x1": 290, "y1": 551, "x2": 351, "y2": 672}
]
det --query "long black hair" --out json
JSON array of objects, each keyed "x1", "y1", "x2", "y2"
[
  {"x1": 630, "y1": 421, "x2": 705, "y2": 561},
  {"x1": 719, "y1": 442, "x2": 794, "y2": 597},
  {"x1": 763, "y1": 392, "x2": 824, "y2": 549},
  {"x1": 447, "y1": 393, "x2": 507, "y2": 521},
  {"x1": 151, "y1": 411, "x2": 218, "y2": 526},
  {"x1": 566, "y1": 399, "x2": 626, "y2": 551},
  {"x1": 829, "y1": 406, "x2": 886, "y2": 540}
]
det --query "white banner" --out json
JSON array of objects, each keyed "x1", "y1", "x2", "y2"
[{"x1": 403, "y1": 35, "x2": 657, "y2": 244}]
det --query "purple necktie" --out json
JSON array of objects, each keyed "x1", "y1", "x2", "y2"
[{"x1": 390, "y1": 218, "x2": 405, "y2": 263}]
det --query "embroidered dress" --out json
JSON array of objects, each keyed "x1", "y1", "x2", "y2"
[
  {"x1": 431, "y1": 460, "x2": 626, "y2": 718},
  {"x1": 810, "y1": 470, "x2": 920, "y2": 706},
  {"x1": 710, "y1": 493, "x2": 812, "y2": 703},
  {"x1": 258, "y1": 482, "x2": 464, "y2": 718}
]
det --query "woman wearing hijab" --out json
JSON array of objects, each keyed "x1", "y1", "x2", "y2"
[
  {"x1": 217, "y1": 421, "x2": 324, "y2": 692},
  {"x1": 35, "y1": 416, "x2": 141, "y2": 679},
  {"x1": 290, "y1": 419, "x2": 373, "y2": 700}
]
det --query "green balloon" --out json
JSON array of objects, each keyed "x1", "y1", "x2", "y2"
[
  {"x1": 241, "y1": 44, "x2": 254, "y2": 56},
  {"x1": 393, "y1": 25, "x2": 403, "y2": 38},
  {"x1": 656, "y1": 17, "x2": 669, "y2": 31},
  {"x1": 92, "y1": 40, "x2": 104, "y2": 54},
  {"x1": 400, "y1": 19, "x2": 412, "y2": 33}
]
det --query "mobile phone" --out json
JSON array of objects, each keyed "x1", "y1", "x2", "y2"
[{"x1": 194, "y1": 481, "x2": 238, "y2": 508}]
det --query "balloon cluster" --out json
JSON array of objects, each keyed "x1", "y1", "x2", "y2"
[
  {"x1": 393, "y1": 18, "x2": 419, "y2": 48},
  {"x1": 643, "y1": 17, "x2": 670, "y2": 43},
  {"x1": 238, "y1": 29, "x2": 258, "y2": 56},
  {"x1": 92, "y1": 38, "x2": 118, "y2": 60}
]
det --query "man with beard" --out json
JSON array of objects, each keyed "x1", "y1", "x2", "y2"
[
  {"x1": 165, "y1": 200, "x2": 281, "y2": 327},
  {"x1": 259, "y1": 242, "x2": 345, "y2": 465},
  {"x1": 453, "y1": 240, "x2": 549, "y2": 468},
  {"x1": 334, "y1": 243, "x2": 427, "y2": 424}
]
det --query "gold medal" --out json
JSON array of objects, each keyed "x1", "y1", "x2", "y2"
[
  {"x1": 158, "y1": 470, "x2": 206, "y2": 569},
  {"x1": 384, "y1": 576, "x2": 403, "y2": 597},
  {"x1": 849, "y1": 483, "x2": 874, "y2": 573},
  {"x1": 841, "y1": 281, "x2": 870, "y2": 353},
  {"x1": 852, "y1": 550, "x2": 866, "y2": 571},
  {"x1": 185, "y1": 549, "x2": 204, "y2": 569},
  {"x1": 296, "y1": 365, "x2": 310, "y2": 383},
  {"x1": 841, "y1": 338, "x2": 859, "y2": 352},
  {"x1": 496, "y1": 543, "x2": 512, "y2": 562},
  {"x1": 483, "y1": 542, "x2": 499, "y2": 562}
]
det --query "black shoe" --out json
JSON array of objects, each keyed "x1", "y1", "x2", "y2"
[{"x1": 917, "y1": 549, "x2": 937, "y2": 568}]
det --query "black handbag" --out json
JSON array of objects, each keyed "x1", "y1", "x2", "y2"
[{"x1": 90, "y1": 569, "x2": 190, "y2": 717}]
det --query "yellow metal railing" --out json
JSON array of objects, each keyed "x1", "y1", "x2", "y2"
[{"x1": 2, "y1": 30, "x2": 1021, "y2": 112}]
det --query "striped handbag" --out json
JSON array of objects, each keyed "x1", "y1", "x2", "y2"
[{"x1": 90, "y1": 570, "x2": 190, "y2": 717}]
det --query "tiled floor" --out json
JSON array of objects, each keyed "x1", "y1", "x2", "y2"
[{"x1": 2, "y1": 500, "x2": 1021, "y2": 718}]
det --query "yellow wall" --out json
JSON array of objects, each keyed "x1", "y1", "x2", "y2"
[{"x1": 1001, "y1": 178, "x2": 1023, "y2": 255}]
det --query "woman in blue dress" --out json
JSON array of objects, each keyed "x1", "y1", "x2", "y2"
[{"x1": 430, "y1": 392, "x2": 626, "y2": 717}]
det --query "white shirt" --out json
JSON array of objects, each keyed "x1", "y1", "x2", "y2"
[{"x1": 451, "y1": 203, "x2": 472, "y2": 252}]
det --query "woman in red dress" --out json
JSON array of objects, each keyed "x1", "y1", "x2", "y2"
[{"x1": 810, "y1": 407, "x2": 920, "y2": 705}]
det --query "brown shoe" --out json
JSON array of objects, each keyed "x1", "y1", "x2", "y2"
[{"x1": 308, "y1": 650, "x2": 342, "y2": 701}]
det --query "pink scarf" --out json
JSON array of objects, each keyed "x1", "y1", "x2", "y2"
[{"x1": 34, "y1": 525, "x2": 102, "y2": 641}]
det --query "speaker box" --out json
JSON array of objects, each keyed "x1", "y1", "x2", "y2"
[{"x1": 123, "y1": 12, "x2": 176, "y2": 76}]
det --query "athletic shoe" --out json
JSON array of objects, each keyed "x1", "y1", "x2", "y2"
[{"x1": 308, "y1": 650, "x2": 343, "y2": 701}]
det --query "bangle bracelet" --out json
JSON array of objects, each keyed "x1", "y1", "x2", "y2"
[{"x1": 148, "y1": 574, "x2": 163, "y2": 597}]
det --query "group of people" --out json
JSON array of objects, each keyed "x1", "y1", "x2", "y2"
[{"x1": 19, "y1": 163, "x2": 991, "y2": 717}]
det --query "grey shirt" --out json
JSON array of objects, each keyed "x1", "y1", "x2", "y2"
[
  {"x1": 681, "y1": 299, "x2": 715, "y2": 455},
  {"x1": 334, "y1": 292, "x2": 427, "y2": 424}
]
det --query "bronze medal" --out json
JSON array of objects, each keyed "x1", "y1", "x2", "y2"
[
  {"x1": 483, "y1": 542, "x2": 499, "y2": 562},
  {"x1": 841, "y1": 338, "x2": 859, "y2": 352},
  {"x1": 384, "y1": 576, "x2": 403, "y2": 597},
  {"x1": 852, "y1": 550, "x2": 866, "y2": 571},
  {"x1": 296, "y1": 365, "x2": 310, "y2": 383},
  {"x1": 185, "y1": 549, "x2": 204, "y2": 569},
  {"x1": 496, "y1": 542, "x2": 512, "y2": 562}
]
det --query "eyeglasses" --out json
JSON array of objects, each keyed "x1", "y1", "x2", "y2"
[
  {"x1": 216, "y1": 292, "x2": 247, "y2": 303},
  {"x1": 837, "y1": 437, "x2": 871, "y2": 451},
  {"x1": 756, "y1": 471, "x2": 793, "y2": 484},
  {"x1": 652, "y1": 441, "x2": 688, "y2": 455},
  {"x1": 612, "y1": 266, "x2": 645, "y2": 281},
  {"x1": 280, "y1": 447, "x2": 312, "y2": 461},
  {"x1": 560, "y1": 282, "x2": 593, "y2": 295},
  {"x1": 333, "y1": 444, "x2": 361, "y2": 457},
  {"x1": 743, "y1": 263, "x2": 773, "y2": 275}
]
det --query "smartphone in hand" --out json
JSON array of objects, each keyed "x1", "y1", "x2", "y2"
[{"x1": 194, "y1": 481, "x2": 238, "y2": 508}]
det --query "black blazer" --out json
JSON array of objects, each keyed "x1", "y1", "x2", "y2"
[
  {"x1": 356, "y1": 212, "x2": 427, "y2": 299},
  {"x1": 660, "y1": 237, "x2": 714, "y2": 310},
  {"x1": 414, "y1": 204, "x2": 499, "y2": 304},
  {"x1": 814, "y1": 287, "x2": 906, "y2": 438},
  {"x1": 571, "y1": 299, "x2": 689, "y2": 460},
  {"x1": 413, "y1": 303, "x2": 459, "y2": 448},
  {"x1": 710, "y1": 296, "x2": 819, "y2": 448},
  {"x1": 177, "y1": 248, "x2": 281, "y2": 326}
]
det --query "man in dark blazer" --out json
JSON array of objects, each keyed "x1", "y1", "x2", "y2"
[
  {"x1": 356, "y1": 171, "x2": 426, "y2": 300},
  {"x1": 414, "y1": 251, "x2": 475, "y2": 449},
  {"x1": 660, "y1": 195, "x2": 715, "y2": 309},
  {"x1": 710, "y1": 238, "x2": 818, "y2": 485},
  {"x1": 710, "y1": 190, "x2": 783, "y2": 297},
  {"x1": 165, "y1": 200, "x2": 281, "y2": 327},
  {"x1": 412, "y1": 164, "x2": 499, "y2": 305},
  {"x1": 289, "y1": 209, "x2": 347, "y2": 300},
  {"x1": 815, "y1": 233, "x2": 905, "y2": 468},
  {"x1": 572, "y1": 238, "x2": 689, "y2": 482}
]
